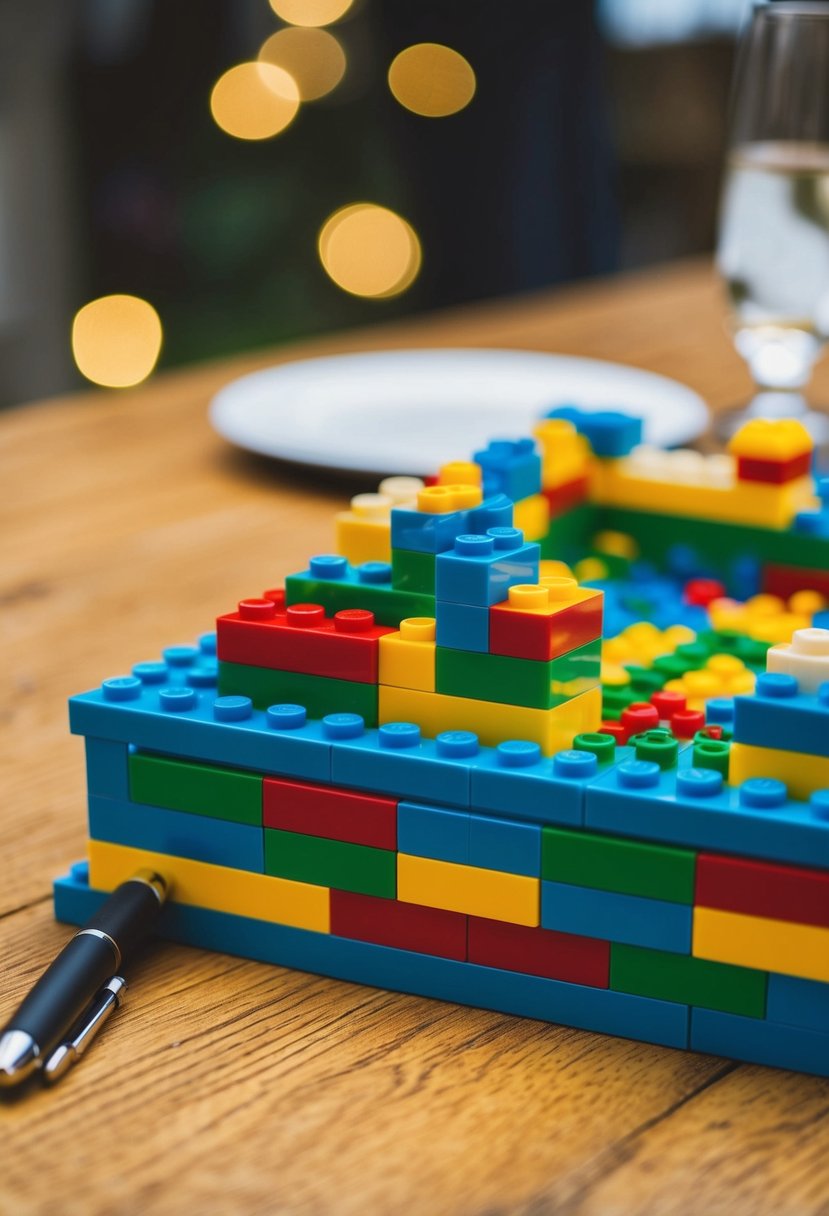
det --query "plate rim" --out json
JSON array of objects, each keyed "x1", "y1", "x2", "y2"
[{"x1": 209, "y1": 346, "x2": 709, "y2": 474}]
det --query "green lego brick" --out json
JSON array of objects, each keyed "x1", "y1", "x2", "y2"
[
  {"x1": 540, "y1": 503, "x2": 599, "y2": 562},
  {"x1": 285, "y1": 574, "x2": 434, "y2": 628},
  {"x1": 435, "y1": 640, "x2": 600, "y2": 710},
  {"x1": 602, "y1": 507, "x2": 829, "y2": 572},
  {"x1": 264, "y1": 828, "x2": 396, "y2": 897},
  {"x1": 601, "y1": 684, "x2": 637, "y2": 719},
  {"x1": 610, "y1": 943, "x2": 767, "y2": 1018},
  {"x1": 391, "y1": 548, "x2": 436, "y2": 594},
  {"x1": 541, "y1": 825, "x2": 696, "y2": 904},
  {"x1": 128, "y1": 752, "x2": 262, "y2": 826},
  {"x1": 218, "y1": 661, "x2": 378, "y2": 724}
]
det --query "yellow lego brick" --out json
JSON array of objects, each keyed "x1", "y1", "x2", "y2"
[
  {"x1": 88, "y1": 839, "x2": 330, "y2": 933},
  {"x1": 693, "y1": 906, "x2": 829, "y2": 984},
  {"x1": 590, "y1": 452, "x2": 817, "y2": 528},
  {"x1": 437, "y1": 460, "x2": 481, "y2": 487},
  {"x1": 728, "y1": 418, "x2": 813, "y2": 461},
  {"x1": 532, "y1": 418, "x2": 591, "y2": 489},
  {"x1": 335, "y1": 515, "x2": 391, "y2": 565},
  {"x1": 378, "y1": 617, "x2": 436, "y2": 692},
  {"x1": 378, "y1": 685, "x2": 602, "y2": 754},
  {"x1": 417, "y1": 484, "x2": 482, "y2": 512},
  {"x1": 729, "y1": 741, "x2": 829, "y2": 802},
  {"x1": 513, "y1": 493, "x2": 551, "y2": 542},
  {"x1": 398, "y1": 853, "x2": 540, "y2": 926}
]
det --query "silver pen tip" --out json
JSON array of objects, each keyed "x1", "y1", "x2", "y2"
[{"x1": 0, "y1": 1030, "x2": 40, "y2": 1087}]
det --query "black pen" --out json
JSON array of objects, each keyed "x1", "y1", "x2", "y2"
[{"x1": 0, "y1": 869, "x2": 169, "y2": 1087}]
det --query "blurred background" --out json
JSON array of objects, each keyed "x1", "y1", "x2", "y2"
[{"x1": 0, "y1": 0, "x2": 749, "y2": 407}]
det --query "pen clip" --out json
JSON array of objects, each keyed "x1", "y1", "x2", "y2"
[{"x1": 41, "y1": 976, "x2": 127, "y2": 1086}]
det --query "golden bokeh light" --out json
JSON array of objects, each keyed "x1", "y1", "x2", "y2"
[
  {"x1": 71, "y1": 295, "x2": 163, "y2": 389},
  {"x1": 210, "y1": 62, "x2": 299, "y2": 141},
  {"x1": 388, "y1": 43, "x2": 476, "y2": 117},
  {"x1": 268, "y1": 0, "x2": 352, "y2": 27},
  {"x1": 318, "y1": 204, "x2": 421, "y2": 298},
  {"x1": 259, "y1": 27, "x2": 346, "y2": 101}
]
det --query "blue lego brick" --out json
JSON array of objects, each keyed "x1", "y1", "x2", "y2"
[
  {"x1": 766, "y1": 974, "x2": 829, "y2": 1033},
  {"x1": 435, "y1": 530, "x2": 540, "y2": 608},
  {"x1": 466, "y1": 494, "x2": 514, "y2": 533},
  {"x1": 53, "y1": 865, "x2": 689, "y2": 1049},
  {"x1": 84, "y1": 738, "x2": 130, "y2": 800},
  {"x1": 473, "y1": 439, "x2": 542, "y2": 502},
  {"x1": 541, "y1": 880, "x2": 692, "y2": 954},
  {"x1": 470, "y1": 743, "x2": 632, "y2": 827},
  {"x1": 331, "y1": 722, "x2": 479, "y2": 808},
  {"x1": 88, "y1": 794, "x2": 265, "y2": 873},
  {"x1": 435, "y1": 600, "x2": 490, "y2": 652},
  {"x1": 69, "y1": 680, "x2": 334, "y2": 783},
  {"x1": 469, "y1": 812, "x2": 541, "y2": 877},
  {"x1": 814, "y1": 610, "x2": 829, "y2": 631},
  {"x1": 733, "y1": 674, "x2": 829, "y2": 758},
  {"x1": 390, "y1": 506, "x2": 468, "y2": 554},
  {"x1": 544, "y1": 406, "x2": 643, "y2": 458},
  {"x1": 691, "y1": 1007, "x2": 829, "y2": 1077},
  {"x1": 397, "y1": 801, "x2": 469, "y2": 864},
  {"x1": 585, "y1": 757, "x2": 829, "y2": 871}
]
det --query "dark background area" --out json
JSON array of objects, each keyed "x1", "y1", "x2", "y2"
[{"x1": 0, "y1": 0, "x2": 745, "y2": 406}]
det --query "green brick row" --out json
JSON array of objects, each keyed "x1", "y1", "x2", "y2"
[
  {"x1": 539, "y1": 503, "x2": 598, "y2": 563},
  {"x1": 218, "y1": 661, "x2": 378, "y2": 724},
  {"x1": 391, "y1": 548, "x2": 436, "y2": 595},
  {"x1": 128, "y1": 752, "x2": 262, "y2": 826},
  {"x1": 541, "y1": 825, "x2": 696, "y2": 904},
  {"x1": 435, "y1": 639, "x2": 601, "y2": 710},
  {"x1": 264, "y1": 828, "x2": 396, "y2": 897},
  {"x1": 601, "y1": 507, "x2": 829, "y2": 576},
  {"x1": 285, "y1": 573, "x2": 434, "y2": 628},
  {"x1": 610, "y1": 943, "x2": 767, "y2": 1018}
]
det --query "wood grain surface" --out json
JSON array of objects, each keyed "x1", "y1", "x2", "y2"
[{"x1": 2, "y1": 260, "x2": 828, "y2": 1215}]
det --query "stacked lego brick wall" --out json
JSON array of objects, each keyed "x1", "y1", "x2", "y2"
[
  {"x1": 57, "y1": 410, "x2": 829, "y2": 1077},
  {"x1": 61, "y1": 618, "x2": 829, "y2": 1077},
  {"x1": 548, "y1": 411, "x2": 829, "y2": 599}
]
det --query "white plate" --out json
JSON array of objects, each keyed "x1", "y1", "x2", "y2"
[{"x1": 209, "y1": 348, "x2": 708, "y2": 476}]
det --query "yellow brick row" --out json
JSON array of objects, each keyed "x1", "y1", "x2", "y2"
[
  {"x1": 728, "y1": 741, "x2": 829, "y2": 803},
  {"x1": 88, "y1": 840, "x2": 330, "y2": 933},
  {"x1": 513, "y1": 493, "x2": 551, "y2": 542},
  {"x1": 379, "y1": 685, "x2": 602, "y2": 754},
  {"x1": 398, "y1": 853, "x2": 539, "y2": 925},
  {"x1": 693, "y1": 906, "x2": 829, "y2": 984},
  {"x1": 590, "y1": 459, "x2": 816, "y2": 528}
]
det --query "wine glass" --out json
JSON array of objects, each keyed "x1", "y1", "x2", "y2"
[{"x1": 716, "y1": 1, "x2": 829, "y2": 444}]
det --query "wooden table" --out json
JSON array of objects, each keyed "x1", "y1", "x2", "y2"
[{"x1": 3, "y1": 260, "x2": 828, "y2": 1215}]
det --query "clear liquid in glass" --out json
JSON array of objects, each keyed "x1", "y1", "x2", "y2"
[{"x1": 717, "y1": 141, "x2": 829, "y2": 389}]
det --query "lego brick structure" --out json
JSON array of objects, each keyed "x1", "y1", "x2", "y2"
[{"x1": 57, "y1": 414, "x2": 829, "y2": 1077}]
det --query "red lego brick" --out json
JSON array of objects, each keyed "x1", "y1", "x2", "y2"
[
  {"x1": 763, "y1": 563, "x2": 829, "y2": 600},
  {"x1": 216, "y1": 597, "x2": 394, "y2": 682},
  {"x1": 621, "y1": 701, "x2": 659, "y2": 736},
  {"x1": 543, "y1": 475, "x2": 590, "y2": 516},
  {"x1": 650, "y1": 690, "x2": 686, "y2": 721},
  {"x1": 599, "y1": 720, "x2": 628, "y2": 744},
  {"x1": 737, "y1": 452, "x2": 812, "y2": 484},
  {"x1": 489, "y1": 586, "x2": 603, "y2": 662},
  {"x1": 695, "y1": 853, "x2": 829, "y2": 929},
  {"x1": 467, "y1": 916, "x2": 609, "y2": 986},
  {"x1": 671, "y1": 709, "x2": 705, "y2": 739},
  {"x1": 330, "y1": 890, "x2": 467, "y2": 959},
  {"x1": 684, "y1": 578, "x2": 725, "y2": 607},
  {"x1": 264, "y1": 776, "x2": 397, "y2": 850}
]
